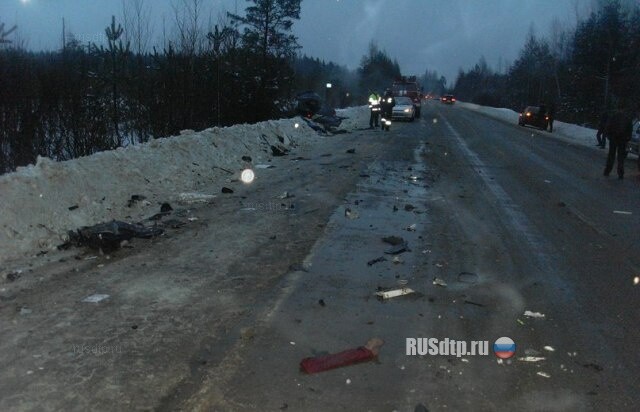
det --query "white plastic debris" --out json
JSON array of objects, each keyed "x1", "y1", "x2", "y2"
[
  {"x1": 523, "y1": 310, "x2": 546, "y2": 318},
  {"x1": 536, "y1": 371, "x2": 551, "y2": 378},
  {"x1": 82, "y1": 294, "x2": 110, "y2": 303},
  {"x1": 432, "y1": 278, "x2": 447, "y2": 287},
  {"x1": 543, "y1": 346, "x2": 555, "y2": 352},
  {"x1": 613, "y1": 210, "x2": 632, "y2": 215},
  {"x1": 517, "y1": 356, "x2": 546, "y2": 362},
  {"x1": 376, "y1": 288, "x2": 415, "y2": 299},
  {"x1": 406, "y1": 224, "x2": 417, "y2": 232},
  {"x1": 392, "y1": 256, "x2": 404, "y2": 264},
  {"x1": 278, "y1": 191, "x2": 293, "y2": 199},
  {"x1": 255, "y1": 164, "x2": 274, "y2": 169},
  {"x1": 178, "y1": 192, "x2": 216, "y2": 203}
]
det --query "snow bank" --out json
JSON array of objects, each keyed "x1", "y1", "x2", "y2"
[
  {"x1": 336, "y1": 106, "x2": 369, "y2": 130},
  {"x1": 457, "y1": 102, "x2": 600, "y2": 148},
  {"x1": 0, "y1": 117, "x2": 332, "y2": 263}
]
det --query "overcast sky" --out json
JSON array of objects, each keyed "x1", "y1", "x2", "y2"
[{"x1": 2, "y1": 0, "x2": 586, "y2": 83}]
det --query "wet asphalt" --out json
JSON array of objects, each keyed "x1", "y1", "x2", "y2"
[{"x1": 1, "y1": 101, "x2": 639, "y2": 412}]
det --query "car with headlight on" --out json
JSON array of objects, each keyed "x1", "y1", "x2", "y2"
[
  {"x1": 391, "y1": 96, "x2": 416, "y2": 121},
  {"x1": 518, "y1": 106, "x2": 549, "y2": 130}
]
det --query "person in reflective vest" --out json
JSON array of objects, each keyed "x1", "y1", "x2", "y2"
[
  {"x1": 380, "y1": 89, "x2": 395, "y2": 130},
  {"x1": 368, "y1": 91, "x2": 381, "y2": 128}
]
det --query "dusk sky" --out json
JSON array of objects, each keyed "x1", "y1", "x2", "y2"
[{"x1": 1, "y1": 0, "x2": 588, "y2": 83}]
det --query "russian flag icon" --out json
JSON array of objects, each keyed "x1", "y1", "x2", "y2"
[{"x1": 494, "y1": 337, "x2": 516, "y2": 359}]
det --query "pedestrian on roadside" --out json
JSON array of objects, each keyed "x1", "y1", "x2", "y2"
[
  {"x1": 368, "y1": 91, "x2": 381, "y2": 128},
  {"x1": 547, "y1": 104, "x2": 556, "y2": 133},
  {"x1": 603, "y1": 107, "x2": 633, "y2": 180},
  {"x1": 596, "y1": 110, "x2": 609, "y2": 149}
]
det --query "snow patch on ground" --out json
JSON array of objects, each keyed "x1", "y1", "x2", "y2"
[
  {"x1": 336, "y1": 106, "x2": 369, "y2": 130},
  {"x1": 457, "y1": 102, "x2": 600, "y2": 148},
  {"x1": 0, "y1": 115, "x2": 366, "y2": 263}
]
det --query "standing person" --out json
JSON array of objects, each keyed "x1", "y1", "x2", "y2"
[
  {"x1": 547, "y1": 104, "x2": 556, "y2": 133},
  {"x1": 380, "y1": 89, "x2": 395, "y2": 131},
  {"x1": 603, "y1": 108, "x2": 633, "y2": 180},
  {"x1": 596, "y1": 110, "x2": 609, "y2": 148},
  {"x1": 368, "y1": 91, "x2": 381, "y2": 128}
]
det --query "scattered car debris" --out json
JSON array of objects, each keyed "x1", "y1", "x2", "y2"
[
  {"x1": 299, "y1": 338, "x2": 383, "y2": 374},
  {"x1": 518, "y1": 356, "x2": 546, "y2": 362},
  {"x1": 82, "y1": 294, "x2": 110, "y2": 303},
  {"x1": 271, "y1": 145, "x2": 289, "y2": 156},
  {"x1": 346, "y1": 148, "x2": 356, "y2": 154},
  {"x1": 613, "y1": 210, "x2": 632, "y2": 215},
  {"x1": 241, "y1": 155, "x2": 252, "y2": 162},
  {"x1": 344, "y1": 207, "x2": 359, "y2": 219},
  {"x1": 392, "y1": 256, "x2": 404, "y2": 264},
  {"x1": 65, "y1": 221, "x2": 163, "y2": 252},
  {"x1": 68, "y1": 205, "x2": 79, "y2": 211},
  {"x1": 19, "y1": 307, "x2": 32, "y2": 315},
  {"x1": 178, "y1": 192, "x2": 216, "y2": 204},
  {"x1": 382, "y1": 236, "x2": 405, "y2": 246},
  {"x1": 464, "y1": 300, "x2": 484, "y2": 307},
  {"x1": 221, "y1": 187, "x2": 234, "y2": 194},
  {"x1": 543, "y1": 346, "x2": 555, "y2": 352},
  {"x1": 376, "y1": 287, "x2": 415, "y2": 299},
  {"x1": 404, "y1": 204, "x2": 416, "y2": 211},
  {"x1": 406, "y1": 223, "x2": 417, "y2": 232},
  {"x1": 127, "y1": 194, "x2": 147, "y2": 207},
  {"x1": 432, "y1": 278, "x2": 447, "y2": 287},
  {"x1": 255, "y1": 164, "x2": 274, "y2": 169},
  {"x1": 5, "y1": 270, "x2": 22, "y2": 282},
  {"x1": 384, "y1": 241, "x2": 409, "y2": 255},
  {"x1": 367, "y1": 256, "x2": 387, "y2": 266},
  {"x1": 160, "y1": 203, "x2": 173, "y2": 213},
  {"x1": 278, "y1": 191, "x2": 294, "y2": 199},
  {"x1": 524, "y1": 310, "x2": 546, "y2": 318},
  {"x1": 393, "y1": 205, "x2": 399, "y2": 212},
  {"x1": 536, "y1": 371, "x2": 551, "y2": 378},
  {"x1": 318, "y1": 299, "x2": 326, "y2": 307}
]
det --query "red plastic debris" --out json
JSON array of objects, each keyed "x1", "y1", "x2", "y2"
[{"x1": 299, "y1": 338, "x2": 384, "y2": 374}]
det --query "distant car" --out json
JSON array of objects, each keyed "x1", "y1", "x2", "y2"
[
  {"x1": 441, "y1": 94, "x2": 456, "y2": 104},
  {"x1": 392, "y1": 96, "x2": 415, "y2": 121},
  {"x1": 518, "y1": 106, "x2": 549, "y2": 130}
]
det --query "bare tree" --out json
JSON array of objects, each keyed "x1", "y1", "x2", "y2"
[
  {"x1": 0, "y1": 22, "x2": 17, "y2": 46},
  {"x1": 172, "y1": 0, "x2": 205, "y2": 55},
  {"x1": 122, "y1": 0, "x2": 154, "y2": 55}
]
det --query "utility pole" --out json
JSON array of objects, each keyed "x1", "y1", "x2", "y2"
[{"x1": 62, "y1": 17, "x2": 66, "y2": 51}]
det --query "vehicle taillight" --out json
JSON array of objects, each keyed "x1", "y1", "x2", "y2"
[{"x1": 452, "y1": 98, "x2": 456, "y2": 101}]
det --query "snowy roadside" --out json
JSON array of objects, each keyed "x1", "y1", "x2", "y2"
[
  {"x1": 0, "y1": 106, "x2": 370, "y2": 265},
  {"x1": 457, "y1": 101, "x2": 602, "y2": 148}
]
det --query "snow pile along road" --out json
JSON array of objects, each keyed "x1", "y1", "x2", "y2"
[
  {"x1": 458, "y1": 102, "x2": 600, "y2": 148},
  {"x1": 0, "y1": 112, "x2": 364, "y2": 264}
]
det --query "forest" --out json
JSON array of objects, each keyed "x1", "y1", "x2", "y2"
[{"x1": 4, "y1": 1, "x2": 635, "y2": 174}]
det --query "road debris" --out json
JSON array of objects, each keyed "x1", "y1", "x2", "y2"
[
  {"x1": 536, "y1": 371, "x2": 551, "y2": 378},
  {"x1": 127, "y1": 194, "x2": 147, "y2": 207},
  {"x1": 404, "y1": 204, "x2": 416, "y2": 211},
  {"x1": 518, "y1": 356, "x2": 546, "y2": 362},
  {"x1": 384, "y1": 240, "x2": 409, "y2": 255},
  {"x1": 255, "y1": 164, "x2": 274, "y2": 169},
  {"x1": 65, "y1": 221, "x2": 163, "y2": 252},
  {"x1": 376, "y1": 287, "x2": 415, "y2": 299},
  {"x1": 178, "y1": 192, "x2": 216, "y2": 204},
  {"x1": 382, "y1": 236, "x2": 405, "y2": 245},
  {"x1": 278, "y1": 191, "x2": 294, "y2": 199},
  {"x1": 392, "y1": 256, "x2": 404, "y2": 264},
  {"x1": 241, "y1": 155, "x2": 252, "y2": 162},
  {"x1": 613, "y1": 210, "x2": 632, "y2": 215},
  {"x1": 524, "y1": 310, "x2": 546, "y2": 318},
  {"x1": 68, "y1": 205, "x2": 79, "y2": 211},
  {"x1": 543, "y1": 346, "x2": 555, "y2": 352},
  {"x1": 406, "y1": 224, "x2": 417, "y2": 232},
  {"x1": 367, "y1": 256, "x2": 387, "y2": 266},
  {"x1": 82, "y1": 294, "x2": 110, "y2": 303},
  {"x1": 346, "y1": 148, "x2": 356, "y2": 154},
  {"x1": 221, "y1": 187, "x2": 234, "y2": 194},
  {"x1": 516, "y1": 319, "x2": 525, "y2": 325},
  {"x1": 318, "y1": 299, "x2": 326, "y2": 307},
  {"x1": 344, "y1": 207, "x2": 359, "y2": 219},
  {"x1": 432, "y1": 278, "x2": 447, "y2": 287},
  {"x1": 300, "y1": 338, "x2": 383, "y2": 374},
  {"x1": 20, "y1": 307, "x2": 32, "y2": 315},
  {"x1": 464, "y1": 300, "x2": 484, "y2": 307},
  {"x1": 5, "y1": 270, "x2": 22, "y2": 282}
]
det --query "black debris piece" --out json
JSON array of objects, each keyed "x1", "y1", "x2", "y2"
[
  {"x1": 346, "y1": 148, "x2": 356, "y2": 154},
  {"x1": 160, "y1": 203, "x2": 173, "y2": 213},
  {"x1": 393, "y1": 205, "x2": 399, "y2": 212},
  {"x1": 385, "y1": 241, "x2": 409, "y2": 255},
  {"x1": 68, "y1": 205, "x2": 79, "y2": 211},
  {"x1": 557, "y1": 201, "x2": 567, "y2": 207},
  {"x1": 271, "y1": 145, "x2": 289, "y2": 156},
  {"x1": 404, "y1": 204, "x2": 416, "y2": 212},
  {"x1": 367, "y1": 256, "x2": 387, "y2": 266},
  {"x1": 221, "y1": 187, "x2": 234, "y2": 194},
  {"x1": 5, "y1": 271, "x2": 21, "y2": 282},
  {"x1": 242, "y1": 155, "x2": 252, "y2": 162},
  {"x1": 318, "y1": 299, "x2": 326, "y2": 307},
  {"x1": 464, "y1": 300, "x2": 485, "y2": 307},
  {"x1": 66, "y1": 220, "x2": 163, "y2": 252},
  {"x1": 382, "y1": 236, "x2": 405, "y2": 246},
  {"x1": 127, "y1": 194, "x2": 147, "y2": 207}
]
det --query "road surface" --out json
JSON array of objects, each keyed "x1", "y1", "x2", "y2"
[{"x1": 1, "y1": 101, "x2": 639, "y2": 411}]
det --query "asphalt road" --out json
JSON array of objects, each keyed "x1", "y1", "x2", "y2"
[{"x1": 1, "y1": 101, "x2": 639, "y2": 412}]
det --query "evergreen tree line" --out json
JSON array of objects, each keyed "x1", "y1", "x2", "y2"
[{"x1": 452, "y1": 0, "x2": 640, "y2": 125}]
